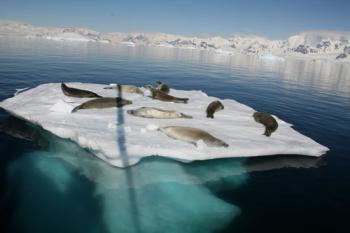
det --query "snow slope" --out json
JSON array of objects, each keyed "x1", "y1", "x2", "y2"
[{"x1": 0, "y1": 83, "x2": 328, "y2": 167}]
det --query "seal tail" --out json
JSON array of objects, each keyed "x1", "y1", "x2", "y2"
[
  {"x1": 71, "y1": 105, "x2": 82, "y2": 113},
  {"x1": 176, "y1": 98, "x2": 189, "y2": 104}
]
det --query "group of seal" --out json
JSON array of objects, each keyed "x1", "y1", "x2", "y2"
[
  {"x1": 61, "y1": 81, "x2": 278, "y2": 149},
  {"x1": 61, "y1": 83, "x2": 132, "y2": 112}
]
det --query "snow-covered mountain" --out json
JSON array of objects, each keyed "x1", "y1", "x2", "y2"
[{"x1": 1, "y1": 20, "x2": 350, "y2": 62}]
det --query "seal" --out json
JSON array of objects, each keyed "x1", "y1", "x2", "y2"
[
  {"x1": 155, "y1": 81, "x2": 170, "y2": 94},
  {"x1": 159, "y1": 126, "x2": 229, "y2": 147},
  {"x1": 72, "y1": 97, "x2": 132, "y2": 112},
  {"x1": 206, "y1": 100, "x2": 224, "y2": 118},
  {"x1": 127, "y1": 107, "x2": 192, "y2": 119},
  {"x1": 104, "y1": 84, "x2": 143, "y2": 95},
  {"x1": 253, "y1": 112, "x2": 278, "y2": 137},
  {"x1": 145, "y1": 85, "x2": 189, "y2": 103},
  {"x1": 61, "y1": 83, "x2": 102, "y2": 98}
]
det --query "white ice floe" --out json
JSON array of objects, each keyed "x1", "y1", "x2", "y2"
[
  {"x1": 0, "y1": 83, "x2": 328, "y2": 167},
  {"x1": 120, "y1": 41, "x2": 136, "y2": 47}
]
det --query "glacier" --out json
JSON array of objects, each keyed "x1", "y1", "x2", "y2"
[
  {"x1": 1, "y1": 20, "x2": 350, "y2": 62},
  {"x1": 0, "y1": 83, "x2": 328, "y2": 167}
]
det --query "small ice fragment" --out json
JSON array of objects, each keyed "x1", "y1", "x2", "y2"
[
  {"x1": 146, "y1": 124, "x2": 159, "y2": 131},
  {"x1": 50, "y1": 100, "x2": 74, "y2": 113},
  {"x1": 107, "y1": 123, "x2": 116, "y2": 129},
  {"x1": 125, "y1": 126, "x2": 132, "y2": 133},
  {"x1": 144, "y1": 89, "x2": 152, "y2": 97},
  {"x1": 196, "y1": 140, "x2": 206, "y2": 150},
  {"x1": 140, "y1": 128, "x2": 147, "y2": 133},
  {"x1": 14, "y1": 87, "x2": 30, "y2": 96},
  {"x1": 109, "y1": 83, "x2": 117, "y2": 87}
]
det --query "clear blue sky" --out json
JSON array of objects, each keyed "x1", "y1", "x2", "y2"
[{"x1": 1, "y1": 0, "x2": 350, "y2": 39}]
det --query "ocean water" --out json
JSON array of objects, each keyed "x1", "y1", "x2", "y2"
[{"x1": 0, "y1": 37, "x2": 350, "y2": 233}]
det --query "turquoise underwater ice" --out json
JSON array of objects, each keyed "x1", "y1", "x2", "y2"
[{"x1": 5, "y1": 120, "x2": 248, "y2": 233}]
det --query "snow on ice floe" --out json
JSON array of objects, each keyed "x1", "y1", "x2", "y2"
[{"x1": 0, "y1": 83, "x2": 328, "y2": 167}]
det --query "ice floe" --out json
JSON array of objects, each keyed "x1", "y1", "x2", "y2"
[{"x1": 0, "y1": 83, "x2": 328, "y2": 167}]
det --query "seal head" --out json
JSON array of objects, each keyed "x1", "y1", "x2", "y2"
[{"x1": 155, "y1": 81, "x2": 170, "y2": 94}]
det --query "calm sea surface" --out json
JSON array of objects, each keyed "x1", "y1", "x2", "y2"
[{"x1": 0, "y1": 37, "x2": 350, "y2": 233}]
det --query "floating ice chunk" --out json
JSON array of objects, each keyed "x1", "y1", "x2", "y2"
[
  {"x1": 121, "y1": 41, "x2": 135, "y2": 47},
  {"x1": 259, "y1": 54, "x2": 285, "y2": 62},
  {"x1": 50, "y1": 99, "x2": 75, "y2": 113},
  {"x1": 14, "y1": 87, "x2": 30, "y2": 96},
  {"x1": 146, "y1": 124, "x2": 159, "y2": 131},
  {"x1": 0, "y1": 83, "x2": 329, "y2": 167},
  {"x1": 107, "y1": 122, "x2": 116, "y2": 129}
]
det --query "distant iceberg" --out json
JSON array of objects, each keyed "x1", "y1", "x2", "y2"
[
  {"x1": 0, "y1": 83, "x2": 328, "y2": 167},
  {"x1": 259, "y1": 54, "x2": 285, "y2": 62},
  {"x1": 45, "y1": 32, "x2": 92, "y2": 42}
]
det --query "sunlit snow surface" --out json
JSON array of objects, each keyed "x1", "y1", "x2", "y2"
[{"x1": 0, "y1": 83, "x2": 328, "y2": 167}]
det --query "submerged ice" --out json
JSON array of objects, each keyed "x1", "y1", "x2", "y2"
[
  {"x1": 0, "y1": 83, "x2": 328, "y2": 167},
  {"x1": 1, "y1": 116, "x2": 322, "y2": 233}
]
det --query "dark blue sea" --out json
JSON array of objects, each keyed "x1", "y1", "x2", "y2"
[{"x1": 0, "y1": 37, "x2": 350, "y2": 233}]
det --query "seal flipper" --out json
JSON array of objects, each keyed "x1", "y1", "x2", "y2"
[
  {"x1": 71, "y1": 104, "x2": 83, "y2": 113},
  {"x1": 206, "y1": 113, "x2": 214, "y2": 119},
  {"x1": 264, "y1": 128, "x2": 271, "y2": 137},
  {"x1": 180, "y1": 113, "x2": 193, "y2": 119},
  {"x1": 179, "y1": 98, "x2": 189, "y2": 104}
]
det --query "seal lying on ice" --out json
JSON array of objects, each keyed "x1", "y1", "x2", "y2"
[
  {"x1": 127, "y1": 107, "x2": 192, "y2": 119},
  {"x1": 145, "y1": 85, "x2": 189, "y2": 103},
  {"x1": 61, "y1": 83, "x2": 101, "y2": 98},
  {"x1": 72, "y1": 97, "x2": 132, "y2": 112},
  {"x1": 159, "y1": 126, "x2": 229, "y2": 148},
  {"x1": 103, "y1": 84, "x2": 143, "y2": 95}
]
